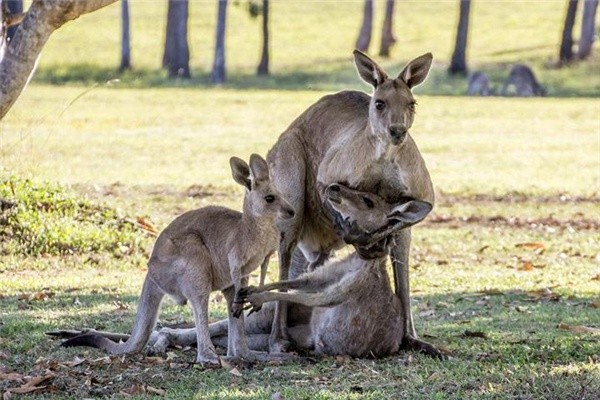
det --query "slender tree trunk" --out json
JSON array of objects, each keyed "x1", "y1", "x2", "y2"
[
  {"x1": 448, "y1": 0, "x2": 471, "y2": 75},
  {"x1": 257, "y1": 0, "x2": 269, "y2": 75},
  {"x1": 355, "y1": 0, "x2": 373, "y2": 52},
  {"x1": 163, "y1": 0, "x2": 190, "y2": 78},
  {"x1": 559, "y1": 0, "x2": 579, "y2": 64},
  {"x1": 0, "y1": 0, "x2": 119, "y2": 120},
  {"x1": 379, "y1": 0, "x2": 396, "y2": 57},
  {"x1": 578, "y1": 0, "x2": 599, "y2": 59},
  {"x1": 119, "y1": 0, "x2": 131, "y2": 71},
  {"x1": 5, "y1": 0, "x2": 22, "y2": 42},
  {"x1": 211, "y1": 0, "x2": 228, "y2": 84}
]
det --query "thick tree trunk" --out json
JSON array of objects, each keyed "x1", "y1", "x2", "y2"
[
  {"x1": 5, "y1": 0, "x2": 22, "y2": 41},
  {"x1": 559, "y1": 0, "x2": 579, "y2": 64},
  {"x1": 578, "y1": 0, "x2": 598, "y2": 59},
  {"x1": 257, "y1": 0, "x2": 269, "y2": 76},
  {"x1": 211, "y1": 0, "x2": 227, "y2": 84},
  {"x1": 162, "y1": 0, "x2": 190, "y2": 78},
  {"x1": 379, "y1": 0, "x2": 396, "y2": 57},
  {"x1": 119, "y1": 0, "x2": 130, "y2": 71},
  {"x1": 0, "y1": 0, "x2": 118, "y2": 120},
  {"x1": 355, "y1": 0, "x2": 373, "y2": 52},
  {"x1": 448, "y1": 0, "x2": 471, "y2": 75}
]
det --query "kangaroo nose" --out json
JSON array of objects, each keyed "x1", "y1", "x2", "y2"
[
  {"x1": 285, "y1": 207, "x2": 295, "y2": 218},
  {"x1": 390, "y1": 126, "x2": 407, "y2": 139}
]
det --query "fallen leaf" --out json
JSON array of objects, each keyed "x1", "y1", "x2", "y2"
[
  {"x1": 515, "y1": 306, "x2": 529, "y2": 313},
  {"x1": 229, "y1": 367, "x2": 242, "y2": 377},
  {"x1": 146, "y1": 386, "x2": 166, "y2": 396},
  {"x1": 515, "y1": 242, "x2": 546, "y2": 251},
  {"x1": 592, "y1": 273, "x2": 600, "y2": 281},
  {"x1": 557, "y1": 323, "x2": 600, "y2": 334},
  {"x1": 418, "y1": 309, "x2": 435, "y2": 318},
  {"x1": 136, "y1": 216, "x2": 158, "y2": 236},
  {"x1": 519, "y1": 261, "x2": 534, "y2": 271},
  {"x1": 24, "y1": 374, "x2": 54, "y2": 388},
  {"x1": 590, "y1": 299, "x2": 600, "y2": 309}
]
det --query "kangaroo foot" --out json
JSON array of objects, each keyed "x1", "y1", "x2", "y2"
[
  {"x1": 195, "y1": 354, "x2": 222, "y2": 368},
  {"x1": 402, "y1": 336, "x2": 447, "y2": 360}
]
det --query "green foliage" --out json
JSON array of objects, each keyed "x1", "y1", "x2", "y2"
[{"x1": 0, "y1": 175, "x2": 146, "y2": 257}]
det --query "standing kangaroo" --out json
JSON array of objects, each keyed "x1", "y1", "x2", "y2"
[
  {"x1": 239, "y1": 184, "x2": 432, "y2": 357},
  {"x1": 61, "y1": 154, "x2": 295, "y2": 366},
  {"x1": 266, "y1": 50, "x2": 438, "y2": 356}
]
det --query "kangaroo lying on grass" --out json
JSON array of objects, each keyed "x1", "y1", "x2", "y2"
[
  {"x1": 501, "y1": 64, "x2": 546, "y2": 97},
  {"x1": 54, "y1": 184, "x2": 432, "y2": 359},
  {"x1": 61, "y1": 154, "x2": 295, "y2": 366},
  {"x1": 237, "y1": 184, "x2": 432, "y2": 357},
  {"x1": 265, "y1": 50, "x2": 437, "y2": 356}
]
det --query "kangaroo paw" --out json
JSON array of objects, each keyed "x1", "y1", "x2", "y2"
[{"x1": 402, "y1": 336, "x2": 447, "y2": 360}]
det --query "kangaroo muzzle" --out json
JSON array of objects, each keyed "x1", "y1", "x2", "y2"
[{"x1": 389, "y1": 125, "x2": 407, "y2": 145}]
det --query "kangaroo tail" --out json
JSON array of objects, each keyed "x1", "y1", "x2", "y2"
[{"x1": 61, "y1": 278, "x2": 164, "y2": 355}]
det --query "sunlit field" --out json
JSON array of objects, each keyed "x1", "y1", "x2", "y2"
[{"x1": 1, "y1": 1, "x2": 599, "y2": 398}]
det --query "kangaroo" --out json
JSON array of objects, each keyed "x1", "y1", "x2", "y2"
[
  {"x1": 239, "y1": 184, "x2": 432, "y2": 357},
  {"x1": 265, "y1": 50, "x2": 438, "y2": 356},
  {"x1": 61, "y1": 154, "x2": 295, "y2": 366},
  {"x1": 501, "y1": 64, "x2": 546, "y2": 97},
  {"x1": 467, "y1": 71, "x2": 495, "y2": 96},
  {"x1": 55, "y1": 184, "x2": 432, "y2": 358}
]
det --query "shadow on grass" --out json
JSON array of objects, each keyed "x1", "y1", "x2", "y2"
[
  {"x1": 31, "y1": 61, "x2": 600, "y2": 97},
  {"x1": 1, "y1": 290, "x2": 598, "y2": 399}
]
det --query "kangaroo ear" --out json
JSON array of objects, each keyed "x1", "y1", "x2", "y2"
[
  {"x1": 230, "y1": 156, "x2": 251, "y2": 190},
  {"x1": 248, "y1": 153, "x2": 269, "y2": 184},
  {"x1": 387, "y1": 200, "x2": 432, "y2": 228},
  {"x1": 398, "y1": 53, "x2": 433, "y2": 88},
  {"x1": 354, "y1": 50, "x2": 388, "y2": 88}
]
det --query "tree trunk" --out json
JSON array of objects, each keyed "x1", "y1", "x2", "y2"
[
  {"x1": 578, "y1": 0, "x2": 598, "y2": 59},
  {"x1": 379, "y1": 0, "x2": 396, "y2": 57},
  {"x1": 211, "y1": 0, "x2": 228, "y2": 84},
  {"x1": 448, "y1": 0, "x2": 471, "y2": 75},
  {"x1": 5, "y1": 0, "x2": 22, "y2": 42},
  {"x1": 119, "y1": 0, "x2": 131, "y2": 71},
  {"x1": 559, "y1": 0, "x2": 579, "y2": 64},
  {"x1": 257, "y1": 0, "x2": 269, "y2": 75},
  {"x1": 162, "y1": 0, "x2": 190, "y2": 78},
  {"x1": 355, "y1": 0, "x2": 373, "y2": 52},
  {"x1": 0, "y1": 0, "x2": 118, "y2": 120}
]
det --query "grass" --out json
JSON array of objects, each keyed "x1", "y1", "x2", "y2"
[
  {"x1": 29, "y1": 0, "x2": 600, "y2": 96},
  {"x1": 0, "y1": 0, "x2": 599, "y2": 398}
]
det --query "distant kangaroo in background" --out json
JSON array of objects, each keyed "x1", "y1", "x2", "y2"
[
  {"x1": 61, "y1": 154, "x2": 295, "y2": 366},
  {"x1": 238, "y1": 184, "x2": 432, "y2": 357},
  {"x1": 467, "y1": 71, "x2": 495, "y2": 96},
  {"x1": 501, "y1": 64, "x2": 546, "y2": 97},
  {"x1": 265, "y1": 50, "x2": 439, "y2": 357}
]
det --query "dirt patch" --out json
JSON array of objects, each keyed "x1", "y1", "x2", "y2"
[{"x1": 425, "y1": 214, "x2": 600, "y2": 231}]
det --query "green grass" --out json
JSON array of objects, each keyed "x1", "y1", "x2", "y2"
[
  {"x1": 1, "y1": 1, "x2": 599, "y2": 398},
  {"x1": 28, "y1": 0, "x2": 600, "y2": 96}
]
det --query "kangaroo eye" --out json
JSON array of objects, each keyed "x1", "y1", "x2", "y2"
[
  {"x1": 362, "y1": 197, "x2": 374, "y2": 208},
  {"x1": 265, "y1": 195, "x2": 275, "y2": 203},
  {"x1": 408, "y1": 102, "x2": 416, "y2": 112},
  {"x1": 375, "y1": 100, "x2": 386, "y2": 110}
]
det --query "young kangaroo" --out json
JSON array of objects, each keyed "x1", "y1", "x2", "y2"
[
  {"x1": 238, "y1": 183, "x2": 432, "y2": 357},
  {"x1": 265, "y1": 50, "x2": 437, "y2": 356},
  {"x1": 61, "y1": 154, "x2": 295, "y2": 366}
]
